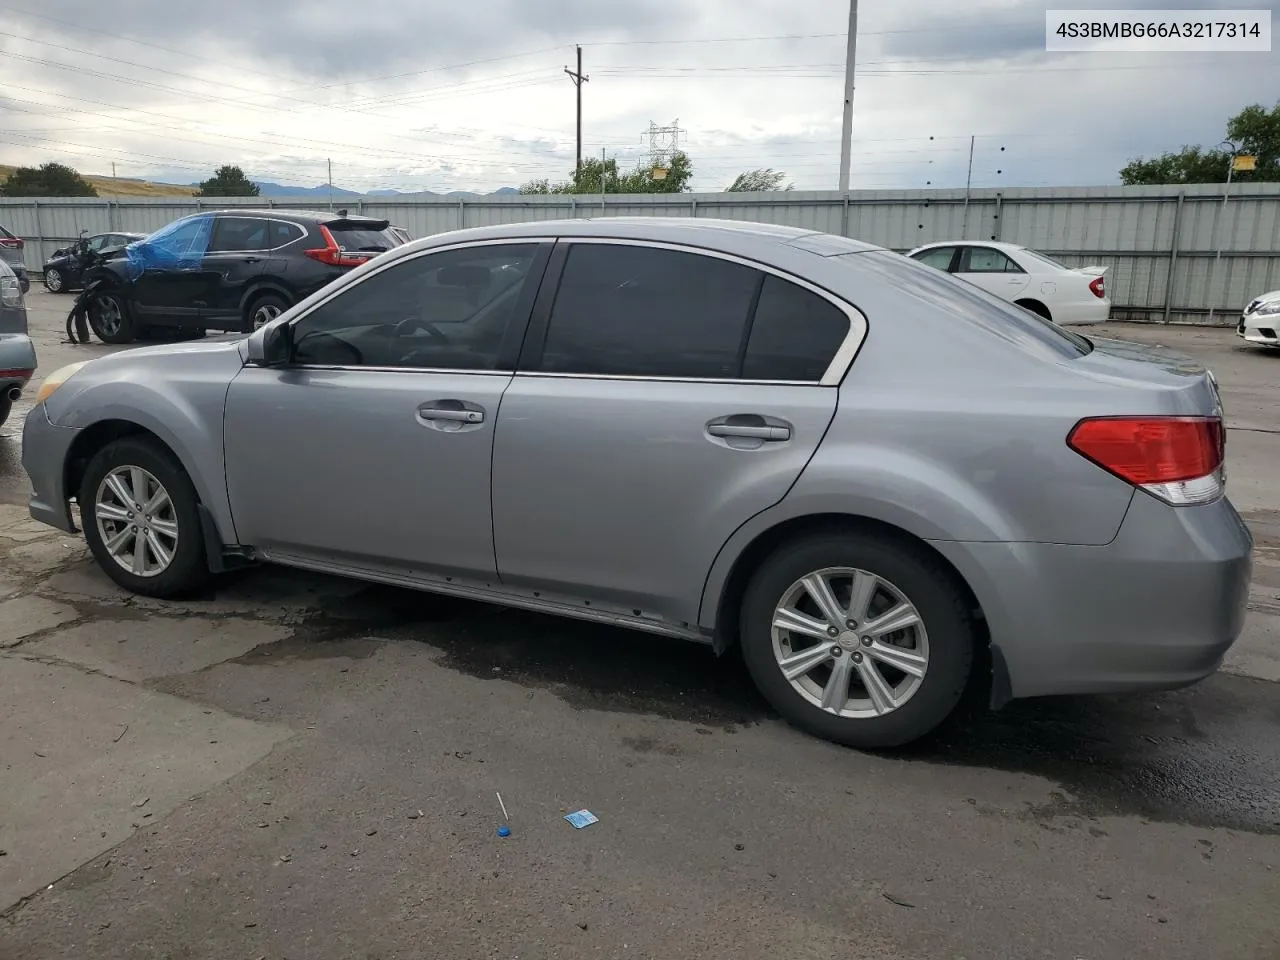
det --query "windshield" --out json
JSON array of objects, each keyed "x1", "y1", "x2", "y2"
[{"x1": 838, "y1": 250, "x2": 1093, "y2": 359}]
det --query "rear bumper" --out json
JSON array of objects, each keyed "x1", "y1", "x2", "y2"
[
  {"x1": 1053, "y1": 297, "x2": 1111, "y2": 326},
  {"x1": 22, "y1": 403, "x2": 80, "y2": 533},
  {"x1": 931, "y1": 492, "x2": 1253, "y2": 700}
]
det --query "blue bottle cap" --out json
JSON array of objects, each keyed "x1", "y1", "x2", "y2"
[{"x1": 497, "y1": 825, "x2": 511, "y2": 837}]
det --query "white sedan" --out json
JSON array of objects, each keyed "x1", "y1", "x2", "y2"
[
  {"x1": 1237, "y1": 290, "x2": 1280, "y2": 348},
  {"x1": 906, "y1": 240, "x2": 1111, "y2": 326}
]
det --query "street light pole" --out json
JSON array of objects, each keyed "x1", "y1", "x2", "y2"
[{"x1": 837, "y1": 0, "x2": 858, "y2": 192}]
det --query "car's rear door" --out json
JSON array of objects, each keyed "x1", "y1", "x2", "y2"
[
  {"x1": 201, "y1": 216, "x2": 273, "y2": 327},
  {"x1": 953, "y1": 245, "x2": 1030, "y2": 300},
  {"x1": 490, "y1": 239, "x2": 861, "y2": 630},
  {"x1": 224, "y1": 238, "x2": 550, "y2": 581}
]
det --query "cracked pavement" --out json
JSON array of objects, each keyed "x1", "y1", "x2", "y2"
[{"x1": 1, "y1": 290, "x2": 1278, "y2": 959}]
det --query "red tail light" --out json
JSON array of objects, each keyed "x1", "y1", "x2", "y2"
[
  {"x1": 1088, "y1": 275, "x2": 1105, "y2": 298},
  {"x1": 304, "y1": 225, "x2": 373, "y2": 268},
  {"x1": 1068, "y1": 416, "x2": 1225, "y2": 505},
  {"x1": 0, "y1": 368, "x2": 33, "y2": 381},
  {"x1": 0, "y1": 237, "x2": 23, "y2": 250}
]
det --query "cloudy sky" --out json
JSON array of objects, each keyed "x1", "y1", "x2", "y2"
[{"x1": 0, "y1": 0, "x2": 1276, "y2": 193}]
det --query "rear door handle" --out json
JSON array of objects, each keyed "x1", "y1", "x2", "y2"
[{"x1": 708, "y1": 423, "x2": 790, "y2": 441}]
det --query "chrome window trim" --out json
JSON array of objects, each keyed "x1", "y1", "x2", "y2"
[
  {"x1": 205, "y1": 216, "x2": 308, "y2": 255},
  {"x1": 540, "y1": 236, "x2": 867, "y2": 387},
  {"x1": 282, "y1": 234, "x2": 868, "y2": 385}
]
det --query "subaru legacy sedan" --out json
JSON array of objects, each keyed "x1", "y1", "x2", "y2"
[{"x1": 21, "y1": 218, "x2": 1252, "y2": 748}]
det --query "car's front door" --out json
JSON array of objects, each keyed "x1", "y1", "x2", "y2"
[
  {"x1": 490, "y1": 240, "x2": 860, "y2": 629},
  {"x1": 953, "y1": 245, "x2": 1029, "y2": 300},
  {"x1": 200, "y1": 216, "x2": 272, "y2": 325},
  {"x1": 130, "y1": 215, "x2": 214, "y2": 321},
  {"x1": 223, "y1": 239, "x2": 550, "y2": 580}
]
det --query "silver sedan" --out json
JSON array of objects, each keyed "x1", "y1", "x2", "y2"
[{"x1": 21, "y1": 218, "x2": 1252, "y2": 748}]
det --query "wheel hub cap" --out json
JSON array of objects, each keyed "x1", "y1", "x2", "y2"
[
  {"x1": 94, "y1": 465, "x2": 178, "y2": 578},
  {"x1": 770, "y1": 566, "x2": 929, "y2": 720}
]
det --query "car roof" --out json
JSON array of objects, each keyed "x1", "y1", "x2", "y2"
[
  {"x1": 913, "y1": 239, "x2": 1026, "y2": 253},
  {"x1": 395, "y1": 217, "x2": 884, "y2": 259},
  {"x1": 196, "y1": 209, "x2": 387, "y2": 224}
]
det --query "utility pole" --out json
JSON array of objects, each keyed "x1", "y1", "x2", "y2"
[
  {"x1": 111, "y1": 161, "x2": 117, "y2": 179},
  {"x1": 837, "y1": 0, "x2": 858, "y2": 192},
  {"x1": 1208, "y1": 139, "x2": 1239, "y2": 326},
  {"x1": 961, "y1": 135, "x2": 975, "y2": 236},
  {"x1": 565, "y1": 46, "x2": 589, "y2": 178}
]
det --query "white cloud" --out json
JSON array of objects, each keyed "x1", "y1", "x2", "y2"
[{"x1": 0, "y1": 0, "x2": 1274, "y2": 193}]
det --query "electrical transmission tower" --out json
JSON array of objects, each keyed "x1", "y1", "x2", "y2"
[{"x1": 643, "y1": 119, "x2": 686, "y2": 173}]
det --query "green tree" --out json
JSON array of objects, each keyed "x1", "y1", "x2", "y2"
[
  {"x1": 726, "y1": 168, "x2": 793, "y2": 192},
  {"x1": 197, "y1": 165, "x2": 260, "y2": 197},
  {"x1": 519, "y1": 151, "x2": 694, "y2": 195},
  {"x1": 0, "y1": 162, "x2": 97, "y2": 197},
  {"x1": 1121, "y1": 101, "x2": 1280, "y2": 184}
]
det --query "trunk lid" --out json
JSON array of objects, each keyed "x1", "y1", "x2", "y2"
[{"x1": 1072, "y1": 335, "x2": 1222, "y2": 417}]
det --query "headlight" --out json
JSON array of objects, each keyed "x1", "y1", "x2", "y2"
[
  {"x1": 1249, "y1": 300, "x2": 1280, "y2": 317},
  {"x1": 35, "y1": 361, "x2": 89, "y2": 404}
]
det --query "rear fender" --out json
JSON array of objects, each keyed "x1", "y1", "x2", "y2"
[{"x1": 238, "y1": 279, "x2": 296, "y2": 317}]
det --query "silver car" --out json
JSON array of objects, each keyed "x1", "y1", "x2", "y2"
[
  {"x1": 0, "y1": 258, "x2": 36, "y2": 427},
  {"x1": 21, "y1": 218, "x2": 1252, "y2": 748}
]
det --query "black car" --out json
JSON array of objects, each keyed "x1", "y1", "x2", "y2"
[
  {"x1": 82, "y1": 209, "x2": 404, "y2": 343},
  {"x1": 43, "y1": 232, "x2": 146, "y2": 293}
]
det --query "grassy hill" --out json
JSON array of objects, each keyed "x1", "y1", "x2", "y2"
[{"x1": 0, "y1": 166, "x2": 197, "y2": 198}]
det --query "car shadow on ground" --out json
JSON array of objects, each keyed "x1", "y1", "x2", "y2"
[{"x1": 203, "y1": 567, "x2": 1280, "y2": 836}]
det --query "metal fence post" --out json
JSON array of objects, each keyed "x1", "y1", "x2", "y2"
[
  {"x1": 1162, "y1": 190, "x2": 1184, "y2": 324},
  {"x1": 31, "y1": 200, "x2": 43, "y2": 271},
  {"x1": 690, "y1": 198, "x2": 698, "y2": 219},
  {"x1": 993, "y1": 192, "x2": 1003, "y2": 240},
  {"x1": 458, "y1": 198, "x2": 466, "y2": 229},
  {"x1": 841, "y1": 194, "x2": 850, "y2": 237}
]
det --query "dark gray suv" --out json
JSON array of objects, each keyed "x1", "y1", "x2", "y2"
[{"x1": 0, "y1": 223, "x2": 30, "y2": 294}]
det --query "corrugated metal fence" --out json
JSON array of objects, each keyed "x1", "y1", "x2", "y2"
[{"x1": 4, "y1": 183, "x2": 1280, "y2": 324}]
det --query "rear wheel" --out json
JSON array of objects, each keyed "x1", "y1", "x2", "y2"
[
  {"x1": 88, "y1": 291, "x2": 137, "y2": 344},
  {"x1": 1015, "y1": 299, "x2": 1052, "y2": 322},
  {"x1": 244, "y1": 292, "x2": 290, "y2": 333},
  {"x1": 79, "y1": 437, "x2": 209, "y2": 598},
  {"x1": 44, "y1": 268, "x2": 66, "y2": 293},
  {"x1": 739, "y1": 533, "x2": 975, "y2": 749}
]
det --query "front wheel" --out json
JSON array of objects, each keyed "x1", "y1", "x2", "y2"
[
  {"x1": 79, "y1": 437, "x2": 210, "y2": 598},
  {"x1": 88, "y1": 292, "x2": 137, "y2": 344},
  {"x1": 739, "y1": 533, "x2": 976, "y2": 749},
  {"x1": 44, "y1": 268, "x2": 66, "y2": 293}
]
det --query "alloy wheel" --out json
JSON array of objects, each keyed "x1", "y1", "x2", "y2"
[
  {"x1": 770, "y1": 566, "x2": 929, "y2": 719},
  {"x1": 94, "y1": 465, "x2": 180, "y2": 578},
  {"x1": 93, "y1": 295, "x2": 123, "y2": 337},
  {"x1": 252, "y1": 303, "x2": 282, "y2": 330},
  {"x1": 45, "y1": 268, "x2": 63, "y2": 292}
]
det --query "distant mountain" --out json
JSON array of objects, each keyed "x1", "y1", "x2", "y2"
[{"x1": 169, "y1": 180, "x2": 519, "y2": 199}]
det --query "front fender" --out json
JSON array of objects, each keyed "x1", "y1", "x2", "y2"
[{"x1": 44, "y1": 350, "x2": 242, "y2": 544}]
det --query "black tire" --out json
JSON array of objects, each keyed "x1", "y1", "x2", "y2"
[
  {"x1": 44, "y1": 267, "x2": 67, "y2": 294},
  {"x1": 88, "y1": 291, "x2": 137, "y2": 344},
  {"x1": 739, "y1": 532, "x2": 976, "y2": 749},
  {"x1": 0, "y1": 396, "x2": 11, "y2": 428},
  {"x1": 1015, "y1": 299, "x2": 1052, "y2": 322},
  {"x1": 243, "y1": 292, "x2": 290, "y2": 333},
  {"x1": 79, "y1": 436, "x2": 210, "y2": 598}
]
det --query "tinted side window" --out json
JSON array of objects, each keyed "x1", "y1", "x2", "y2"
[
  {"x1": 270, "y1": 221, "x2": 303, "y2": 247},
  {"x1": 742, "y1": 276, "x2": 850, "y2": 382},
  {"x1": 960, "y1": 247, "x2": 1023, "y2": 273},
  {"x1": 209, "y1": 217, "x2": 270, "y2": 252},
  {"x1": 291, "y1": 243, "x2": 538, "y2": 371},
  {"x1": 539, "y1": 244, "x2": 758, "y2": 378},
  {"x1": 911, "y1": 247, "x2": 955, "y2": 271}
]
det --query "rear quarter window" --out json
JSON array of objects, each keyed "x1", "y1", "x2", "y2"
[{"x1": 839, "y1": 250, "x2": 1092, "y2": 359}]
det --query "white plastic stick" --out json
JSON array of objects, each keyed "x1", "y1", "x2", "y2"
[{"x1": 496, "y1": 792, "x2": 509, "y2": 821}]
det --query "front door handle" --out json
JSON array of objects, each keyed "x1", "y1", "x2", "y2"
[
  {"x1": 708, "y1": 423, "x2": 790, "y2": 441},
  {"x1": 419, "y1": 406, "x2": 484, "y2": 424}
]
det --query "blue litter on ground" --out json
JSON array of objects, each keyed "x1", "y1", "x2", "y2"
[
  {"x1": 497, "y1": 824, "x2": 511, "y2": 838},
  {"x1": 564, "y1": 809, "x2": 599, "y2": 829}
]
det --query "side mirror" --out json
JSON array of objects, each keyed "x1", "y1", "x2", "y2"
[{"x1": 246, "y1": 320, "x2": 293, "y2": 366}]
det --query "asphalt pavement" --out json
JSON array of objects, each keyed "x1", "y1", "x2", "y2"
[{"x1": 1, "y1": 288, "x2": 1278, "y2": 960}]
